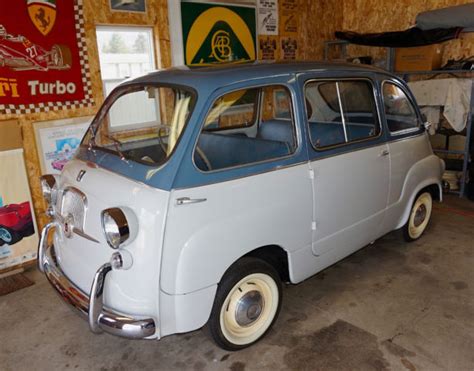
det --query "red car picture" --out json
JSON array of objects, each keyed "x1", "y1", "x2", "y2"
[
  {"x1": 0, "y1": 202, "x2": 35, "y2": 246},
  {"x1": 0, "y1": 24, "x2": 71, "y2": 71}
]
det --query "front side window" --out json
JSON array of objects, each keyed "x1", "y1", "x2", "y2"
[
  {"x1": 383, "y1": 82, "x2": 420, "y2": 133},
  {"x1": 83, "y1": 85, "x2": 194, "y2": 166},
  {"x1": 305, "y1": 80, "x2": 380, "y2": 149},
  {"x1": 194, "y1": 85, "x2": 296, "y2": 172}
]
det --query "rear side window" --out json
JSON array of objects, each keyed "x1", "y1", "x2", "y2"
[
  {"x1": 194, "y1": 85, "x2": 296, "y2": 172},
  {"x1": 204, "y1": 89, "x2": 258, "y2": 130},
  {"x1": 305, "y1": 80, "x2": 380, "y2": 149},
  {"x1": 383, "y1": 82, "x2": 420, "y2": 133}
]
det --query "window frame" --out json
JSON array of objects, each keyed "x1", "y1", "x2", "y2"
[
  {"x1": 381, "y1": 79, "x2": 422, "y2": 136},
  {"x1": 96, "y1": 25, "x2": 157, "y2": 132},
  {"x1": 304, "y1": 77, "x2": 383, "y2": 151},
  {"x1": 82, "y1": 82, "x2": 197, "y2": 168},
  {"x1": 192, "y1": 83, "x2": 299, "y2": 174}
]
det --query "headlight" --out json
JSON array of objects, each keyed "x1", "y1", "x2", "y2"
[
  {"x1": 101, "y1": 207, "x2": 137, "y2": 249},
  {"x1": 40, "y1": 175, "x2": 57, "y2": 205}
]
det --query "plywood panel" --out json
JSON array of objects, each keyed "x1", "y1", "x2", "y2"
[
  {"x1": 0, "y1": 0, "x2": 170, "y2": 229},
  {"x1": 342, "y1": 0, "x2": 474, "y2": 63}
]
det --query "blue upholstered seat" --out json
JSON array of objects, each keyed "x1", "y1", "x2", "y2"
[
  {"x1": 258, "y1": 120, "x2": 294, "y2": 146},
  {"x1": 196, "y1": 132, "x2": 291, "y2": 171}
]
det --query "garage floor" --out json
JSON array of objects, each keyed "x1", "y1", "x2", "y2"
[{"x1": 1, "y1": 195, "x2": 473, "y2": 371}]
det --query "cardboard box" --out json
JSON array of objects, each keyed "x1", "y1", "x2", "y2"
[{"x1": 394, "y1": 45, "x2": 443, "y2": 72}]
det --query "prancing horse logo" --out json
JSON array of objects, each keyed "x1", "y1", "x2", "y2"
[{"x1": 27, "y1": 0, "x2": 57, "y2": 36}]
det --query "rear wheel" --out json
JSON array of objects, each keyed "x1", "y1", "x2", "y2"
[
  {"x1": 209, "y1": 257, "x2": 282, "y2": 350},
  {"x1": 403, "y1": 192, "x2": 433, "y2": 242}
]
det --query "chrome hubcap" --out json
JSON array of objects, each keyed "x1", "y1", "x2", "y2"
[
  {"x1": 414, "y1": 204, "x2": 427, "y2": 227},
  {"x1": 235, "y1": 290, "x2": 264, "y2": 327}
]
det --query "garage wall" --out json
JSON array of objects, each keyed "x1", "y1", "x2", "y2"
[
  {"x1": 0, "y1": 0, "x2": 170, "y2": 228},
  {"x1": 342, "y1": 0, "x2": 474, "y2": 63},
  {"x1": 1, "y1": 0, "x2": 472, "y2": 229}
]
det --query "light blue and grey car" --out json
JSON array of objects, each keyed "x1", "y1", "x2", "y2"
[{"x1": 38, "y1": 62, "x2": 444, "y2": 350}]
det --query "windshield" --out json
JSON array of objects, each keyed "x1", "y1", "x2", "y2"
[{"x1": 83, "y1": 85, "x2": 195, "y2": 166}]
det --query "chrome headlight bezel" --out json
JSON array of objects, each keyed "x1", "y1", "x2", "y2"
[{"x1": 101, "y1": 207, "x2": 137, "y2": 249}]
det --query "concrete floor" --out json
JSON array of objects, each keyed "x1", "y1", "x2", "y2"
[{"x1": 0, "y1": 195, "x2": 473, "y2": 371}]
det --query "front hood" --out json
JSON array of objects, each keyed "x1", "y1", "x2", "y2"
[{"x1": 52, "y1": 159, "x2": 170, "y2": 317}]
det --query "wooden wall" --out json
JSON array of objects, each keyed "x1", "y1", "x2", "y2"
[
  {"x1": 341, "y1": 0, "x2": 474, "y2": 63},
  {"x1": 1, "y1": 0, "x2": 473, "y2": 229},
  {"x1": 0, "y1": 0, "x2": 170, "y2": 228}
]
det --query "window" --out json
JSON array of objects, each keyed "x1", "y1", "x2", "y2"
[
  {"x1": 383, "y1": 82, "x2": 420, "y2": 133},
  {"x1": 194, "y1": 86, "x2": 296, "y2": 172},
  {"x1": 305, "y1": 80, "x2": 380, "y2": 148},
  {"x1": 83, "y1": 85, "x2": 194, "y2": 166},
  {"x1": 204, "y1": 89, "x2": 258, "y2": 130},
  {"x1": 96, "y1": 26, "x2": 156, "y2": 98}
]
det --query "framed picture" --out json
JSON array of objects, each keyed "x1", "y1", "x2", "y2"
[
  {"x1": 33, "y1": 116, "x2": 93, "y2": 175},
  {"x1": 110, "y1": 0, "x2": 146, "y2": 13},
  {"x1": 0, "y1": 148, "x2": 39, "y2": 272}
]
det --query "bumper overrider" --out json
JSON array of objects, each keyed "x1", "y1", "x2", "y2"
[{"x1": 38, "y1": 222, "x2": 156, "y2": 339}]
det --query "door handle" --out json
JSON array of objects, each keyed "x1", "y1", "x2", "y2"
[
  {"x1": 176, "y1": 197, "x2": 207, "y2": 206},
  {"x1": 379, "y1": 149, "x2": 389, "y2": 157}
]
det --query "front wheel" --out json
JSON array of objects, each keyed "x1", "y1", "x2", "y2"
[
  {"x1": 403, "y1": 192, "x2": 433, "y2": 242},
  {"x1": 208, "y1": 257, "x2": 282, "y2": 350},
  {"x1": 0, "y1": 226, "x2": 21, "y2": 245}
]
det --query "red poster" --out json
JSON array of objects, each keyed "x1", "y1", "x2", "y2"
[{"x1": 0, "y1": 0, "x2": 93, "y2": 115}]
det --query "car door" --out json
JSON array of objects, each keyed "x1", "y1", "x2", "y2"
[
  {"x1": 301, "y1": 75, "x2": 390, "y2": 257},
  {"x1": 161, "y1": 80, "x2": 314, "y2": 295}
]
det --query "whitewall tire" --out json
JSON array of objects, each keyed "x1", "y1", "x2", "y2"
[
  {"x1": 209, "y1": 257, "x2": 282, "y2": 350},
  {"x1": 403, "y1": 192, "x2": 433, "y2": 242}
]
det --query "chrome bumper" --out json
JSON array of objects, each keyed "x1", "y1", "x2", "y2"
[{"x1": 38, "y1": 222, "x2": 156, "y2": 339}]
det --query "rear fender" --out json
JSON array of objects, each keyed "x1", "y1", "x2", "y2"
[{"x1": 395, "y1": 154, "x2": 443, "y2": 229}]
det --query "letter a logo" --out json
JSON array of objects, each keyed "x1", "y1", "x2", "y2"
[{"x1": 27, "y1": 0, "x2": 56, "y2": 36}]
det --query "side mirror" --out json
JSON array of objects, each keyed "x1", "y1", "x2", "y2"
[{"x1": 424, "y1": 121, "x2": 436, "y2": 135}]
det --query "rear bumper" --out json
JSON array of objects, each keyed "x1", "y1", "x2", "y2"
[{"x1": 38, "y1": 222, "x2": 156, "y2": 339}]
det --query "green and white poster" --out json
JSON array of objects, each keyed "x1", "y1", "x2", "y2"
[{"x1": 181, "y1": 1, "x2": 256, "y2": 66}]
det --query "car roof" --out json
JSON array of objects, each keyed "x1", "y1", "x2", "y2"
[{"x1": 126, "y1": 61, "x2": 394, "y2": 91}]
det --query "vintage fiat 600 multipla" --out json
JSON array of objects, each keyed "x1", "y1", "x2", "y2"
[{"x1": 38, "y1": 62, "x2": 444, "y2": 350}]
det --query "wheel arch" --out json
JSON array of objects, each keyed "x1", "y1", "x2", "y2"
[{"x1": 396, "y1": 181, "x2": 442, "y2": 229}]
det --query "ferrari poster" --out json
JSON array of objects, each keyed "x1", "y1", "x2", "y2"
[
  {"x1": 0, "y1": 0, "x2": 93, "y2": 115},
  {"x1": 0, "y1": 149, "x2": 38, "y2": 272}
]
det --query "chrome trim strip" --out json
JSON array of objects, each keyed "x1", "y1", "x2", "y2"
[
  {"x1": 335, "y1": 82, "x2": 349, "y2": 142},
  {"x1": 39, "y1": 232, "x2": 156, "y2": 339}
]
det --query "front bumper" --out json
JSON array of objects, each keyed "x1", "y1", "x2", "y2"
[{"x1": 38, "y1": 222, "x2": 156, "y2": 339}]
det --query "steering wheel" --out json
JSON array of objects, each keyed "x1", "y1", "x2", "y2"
[{"x1": 195, "y1": 146, "x2": 212, "y2": 171}]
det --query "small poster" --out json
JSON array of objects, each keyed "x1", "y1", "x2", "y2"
[
  {"x1": 281, "y1": 36, "x2": 298, "y2": 60},
  {"x1": 0, "y1": 149, "x2": 38, "y2": 272},
  {"x1": 257, "y1": 0, "x2": 278, "y2": 36},
  {"x1": 279, "y1": 0, "x2": 298, "y2": 36},
  {"x1": 34, "y1": 116, "x2": 92, "y2": 174},
  {"x1": 110, "y1": 0, "x2": 146, "y2": 13},
  {"x1": 181, "y1": 2, "x2": 256, "y2": 66},
  {"x1": 0, "y1": 0, "x2": 93, "y2": 115},
  {"x1": 258, "y1": 36, "x2": 278, "y2": 60}
]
